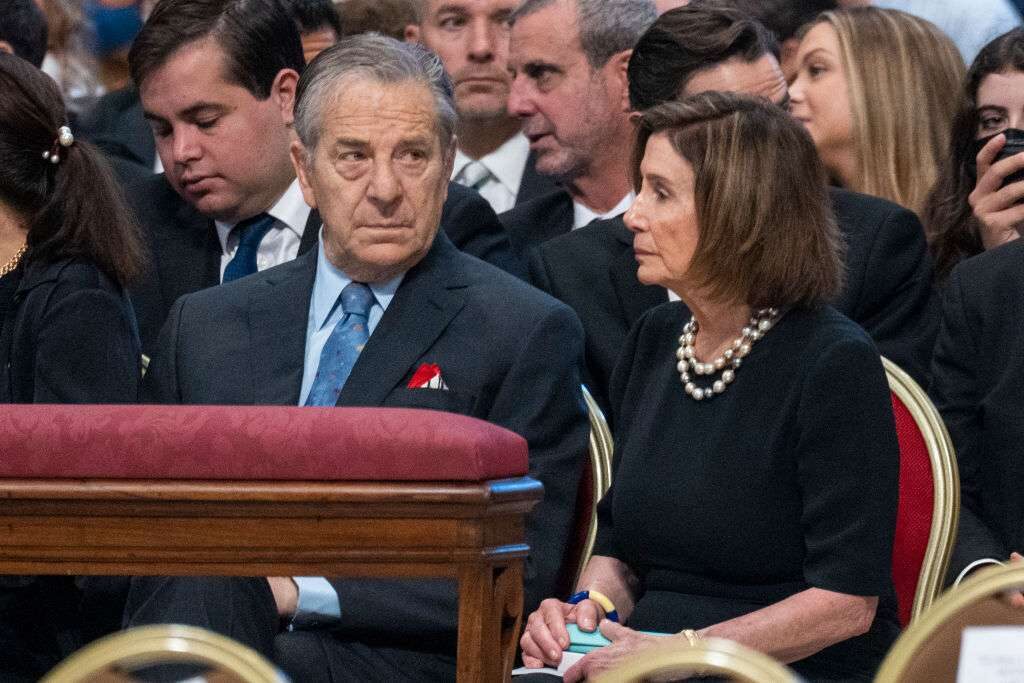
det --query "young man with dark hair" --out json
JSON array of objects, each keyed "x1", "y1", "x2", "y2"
[
  {"x1": 528, "y1": 3, "x2": 937, "y2": 414},
  {"x1": 121, "y1": 0, "x2": 515, "y2": 354}
]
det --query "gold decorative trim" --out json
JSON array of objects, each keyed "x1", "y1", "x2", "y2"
[
  {"x1": 593, "y1": 636, "x2": 800, "y2": 683},
  {"x1": 875, "y1": 563, "x2": 1024, "y2": 681},
  {"x1": 882, "y1": 357, "x2": 961, "y2": 623},
  {"x1": 579, "y1": 385, "x2": 614, "y2": 587},
  {"x1": 42, "y1": 624, "x2": 286, "y2": 683}
]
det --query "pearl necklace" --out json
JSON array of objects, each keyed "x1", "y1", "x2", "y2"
[{"x1": 676, "y1": 307, "x2": 779, "y2": 401}]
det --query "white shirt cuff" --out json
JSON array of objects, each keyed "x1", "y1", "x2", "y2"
[
  {"x1": 291, "y1": 576, "x2": 341, "y2": 629},
  {"x1": 954, "y1": 558, "x2": 1005, "y2": 587}
]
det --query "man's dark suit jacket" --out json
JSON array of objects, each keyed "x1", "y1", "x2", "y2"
[
  {"x1": 515, "y1": 151, "x2": 561, "y2": 207},
  {"x1": 500, "y1": 188, "x2": 575, "y2": 259},
  {"x1": 527, "y1": 187, "x2": 938, "y2": 414},
  {"x1": 128, "y1": 173, "x2": 518, "y2": 355},
  {"x1": 142, "y1": 230, "x2": 587, "y2": 645},
  {"x1": 78, "y1": 87, "x2": 154, "y2": 183},
  {"x1": 930, "y1": 239, "x2": 1024, "y2": 580}
]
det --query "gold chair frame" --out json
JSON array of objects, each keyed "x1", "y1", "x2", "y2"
[
  {"x1": 875, "y1": 563, "x2": 1024, "y2": 682},
  {"x1": 882, "y1": 356, "x2": 960, "y2": 623},
  {"x1": 579, "y1": 385, "x2": 614, "y2": 587},
  {"x1": 593, "y1": 637, "x2": 800, "y2": 683},
  {"x1": 42, "y1": 624, "x2": 285, "y2": 683}
]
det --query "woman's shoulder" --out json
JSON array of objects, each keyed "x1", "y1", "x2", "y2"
[
  {"x1": 776, "y1": 305, "x2": 884, "y2": 378},
  {"x1": 20, "y1": 258, "x2": 120, "y2": 293}
]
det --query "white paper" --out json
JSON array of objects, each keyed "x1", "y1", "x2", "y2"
[
  {"x1": 957, "y1": 626, "x2": 1024, "y2": 683},
  {"x1": 511, "y1": 651, "x2": 586, "y2": 678}
]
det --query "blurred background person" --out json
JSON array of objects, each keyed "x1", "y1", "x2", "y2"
[
  {"x1": 85, "y1": 0, "x2": 144, "y2": 91},
  {"x1": 789, "y1": 7, "x2": 965, "y2": 218},
  {"x1": 0, "y1": 0, "x2": 49, "y2": 67},
  {"x1": 704, "y1": 0, "x2": 838, "y2": 80},
  {"x1": 336, "y1": 0, "x2": 417, "y2": 40},
  {"x1": 870, "y1": 0, "x2": 1021, "y2": 63},
  {"x1": 286, "y1": 0, "x2": 342, "y2": 63},
  {"x1": 37, "y1": 0, "x2": 104, "y2": 118},
  {"x1": 0, "y1": 51, "x2": 144, "y2": 681},
  {"x1": 925, "y1": 27, "x2": 1024, "y2": 282},
  {"x1": 405, "y1": 0, "x2": 559, "y2": 214},
  {"x1": 521, "y1": 92, "x2": 899, "y2": 683}
]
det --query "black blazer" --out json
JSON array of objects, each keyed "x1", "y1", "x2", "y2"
[
  {"x1": 127, "y1": 174, "x2": 517, "y2": 355},
  {"x1": 528, "y1": 187, "x2": 938, "y2": 413},
  {"x1": 515, "y1": 151, "x2": 561, "y2": 206},
  {"x1": 0, "y1": 259, "x2": 141, "y2": 403},
  {"x1": 930, "y1": 239, "x2": 1024, "y2": 579},
  {"x1": 500, "y1": 188, "x2": 574, "y2": 259},
  {"x1": 79, "y1": 88, "x2": 155, "y2": 171},
  {"x1": 143, "y1": 231, "x2": 588, "y2": 643}
]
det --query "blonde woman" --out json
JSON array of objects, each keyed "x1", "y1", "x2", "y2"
[{"x1": 790, "y1": 7, "x2": 965, "y2": 217}]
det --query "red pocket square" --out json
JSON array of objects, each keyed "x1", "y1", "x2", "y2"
[{"x1": 408, "y1": 363, "x2": 448, "y2": 390}]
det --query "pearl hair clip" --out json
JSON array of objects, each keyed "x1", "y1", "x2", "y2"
[{"x1": 42, "y1": 125, "x2": 75, "y2": 164}]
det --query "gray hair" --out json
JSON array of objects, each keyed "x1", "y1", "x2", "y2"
[
  {"x1": 293, "y1": 33, "x2": 457, "y2": 154},
  {"x1": 511, "y1": 0, "x2": 657, "y2": 69}
]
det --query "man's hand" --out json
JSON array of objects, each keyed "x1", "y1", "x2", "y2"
[{"x1": 266, "y1": 577, "x2": 299, "y2": 618}]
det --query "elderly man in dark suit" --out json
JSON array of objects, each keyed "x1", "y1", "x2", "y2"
[
  {"x1": 119, "y1": 0, "x2": 516, "y2": 354},
  {"x1": 528, "y1": 4, "x2": 937, "y2": 414},
  {"x1": 405, "y1": 0, "x2": 560, "y2": 213},
  {"x1": 130, "y1": 34, "x2": 588, "y2": 682},
  {"x1": 499, "y1": 0, "x2": 656, "y2": 257}
]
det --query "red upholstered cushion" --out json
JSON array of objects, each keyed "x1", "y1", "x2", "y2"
[
  {"x1": 0, "y1": 405, "x2": 528, "y2": 481},
  {"x1": 890, "y1": 393, "x2": 935, "y2": 627}
]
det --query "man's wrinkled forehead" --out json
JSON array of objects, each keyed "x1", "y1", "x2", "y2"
[{"x1": 680, "y1": 54, "x2": 789, "y2": 108}]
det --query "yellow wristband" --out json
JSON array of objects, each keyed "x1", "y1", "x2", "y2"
[{"x1": 586, "y1": 589, "x2": 616, "y2": 616}]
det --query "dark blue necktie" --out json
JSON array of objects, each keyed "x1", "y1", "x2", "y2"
[
  {"x1": 304, "y1": 282, "x2": 376, "y2": 407},
  {"x1": 222, "y1": 213, "x2": 276, "y2": 283}
]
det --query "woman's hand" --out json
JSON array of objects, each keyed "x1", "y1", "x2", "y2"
[
  {"x1": 520, "y1": 598, "x2": 604, "y2": 668},
  {"x1": 562, "y1": 621, "x2": 681, "y2": 683},
  {"x1": 970, "y1": 133, "x2": 1024, "y2": 250},
  {"x1": 1004, "y1": 552, "x2": 1024, "y2": 608}
]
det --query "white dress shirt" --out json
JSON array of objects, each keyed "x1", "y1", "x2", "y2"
[
  {"x1": 451, "y1": 132, "x2": 530, "y2": 214},
  {"x1": 214, "y1": 178, "x2": 311, "y2": 281},
  {"x1": 572, "y1": 192, "x2": 635, "y2": 231}
]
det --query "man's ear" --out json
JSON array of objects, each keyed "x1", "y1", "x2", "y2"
[
  {"x1": 272, "y1": 68, "x2": 301, "y2": 126},
  {"x1": 0, "y1": 41, "x2": 14, "y2": 56},
  {"x1": 404, "y1": 24, "x2": 421, "y2": 43},
  {"x1": 607, "y1": 49, "x2": 633, "y2": 113},
  {"x1": 290, "y1": 140, "x2": 318, "y2": 209}
]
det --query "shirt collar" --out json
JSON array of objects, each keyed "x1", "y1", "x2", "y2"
[
  {"x1": 214, "y1": 178, "x2": 311, "y2": 253},
  {"x1": 451, "y1": 132, "x2": 530, "y2": 197},
  {"x1": 310, "y1": 232, "x2": 404, "y2": 332},
  {"x1": 572, "y1": 191, "x2": 635, "y2": 230}
]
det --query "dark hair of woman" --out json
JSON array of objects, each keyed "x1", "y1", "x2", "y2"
[
  {"x1": 924, "y1": 28, "x2": 1024, "y2": 281},
  {"x1": 0, "y1": 52, "x2": 144, "y2": 285}
]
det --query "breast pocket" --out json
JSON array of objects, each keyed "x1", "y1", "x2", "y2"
[{"x1": 387, "y1": 387, "x2": 477, "y2": 416}]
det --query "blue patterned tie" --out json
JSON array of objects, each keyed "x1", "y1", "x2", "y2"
[
  {"x1": 304, "y1": 282, "x2": 376, "y2": 407},
  {"x1": 222, "y1": 213, "x2": 276, "y2": 282}
]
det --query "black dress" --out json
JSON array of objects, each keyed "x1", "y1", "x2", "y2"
[{"x1": 593, "y1": 303, "x2": 901, "y2": 682}]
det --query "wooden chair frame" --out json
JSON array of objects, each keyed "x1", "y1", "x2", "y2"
[
  {"x1": 578, "y1": 385, "x2": 614, "y2": 587},
  {"x1": 593, "y1": 637, "x2": 800, "y2": 683},
  {"x1": 883, "y1": 356, "x2": 960, "y2": 623},
  {"x1": 42, "y1": 624, "x2": 285, "y2": 683},
  {"x1": 875, "y1": 563, "x2": 1024, "y2": 682}
]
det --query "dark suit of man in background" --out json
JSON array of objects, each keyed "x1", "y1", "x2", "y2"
[
  {"x1": 130, "y1": 33, "x2": 587, "y2": 682},
  {"x1": 405, "y1": 0, "x2": 559, "y2": 213},
  {"x1": 499, "y1": 0, "x2": 657, "y2": 258},
  {"x1": 528, "y1": 4, "x2": 936, "y2": 413},
  {"x1": 124, "y1": 0, "x2": 516, "y2": 355}
]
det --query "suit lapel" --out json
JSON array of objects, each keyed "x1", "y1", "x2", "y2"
[
  {"x1": 516, "y1": 151, "x2": 560, "y2": 206},
  {"x1": 298, "y1": 209, "x2": 321, "y2": 255},
  {"x1": 337, "y1": 234, "x2": 468, "y2": 407},
  {"x1": 608, "y1": 217, "x2": 667, "y2": 326},
  {"x1": 248, "y1": 250, "x2": 317, "y2": 405}
]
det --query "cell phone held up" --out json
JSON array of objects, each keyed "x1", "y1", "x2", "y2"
[{"x1": 972, "y1": 128, "x2": 1024, "y2": 190}]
